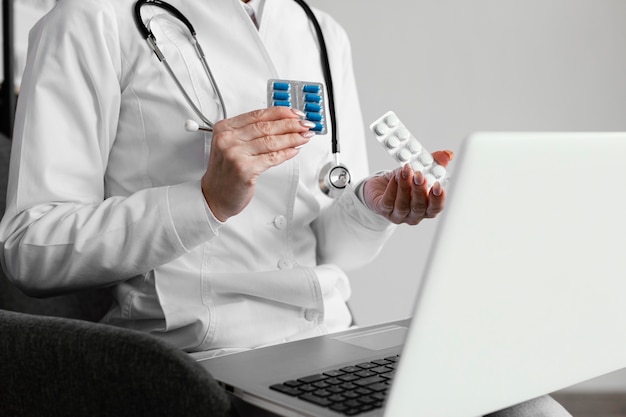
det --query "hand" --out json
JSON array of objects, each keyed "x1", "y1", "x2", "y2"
[
  {"x1": 201, "y1": 107, "x2": 316, "y2": 222},
  {"x1": 363, "y1": 150, "x2": 454, "y2": 225}
]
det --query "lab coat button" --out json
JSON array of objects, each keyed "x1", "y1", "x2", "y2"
[
  {"x1": 277, "y1": 259, "x2": 293, "y2": 270},
  {"x1": 273, "y1": 215, "x2": 287, "y2": 230},
  {"x1": 304, "y1": 309, "x2": 318, "y2": 321}
]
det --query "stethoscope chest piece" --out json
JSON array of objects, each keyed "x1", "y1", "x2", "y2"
[{"x1": 318, "y1": 161, "x2": 351, "y2": 199}]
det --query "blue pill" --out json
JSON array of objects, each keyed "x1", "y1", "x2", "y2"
[
  {"x1": 273, "y1": 92, "x2": 291, "y2": 101},
  {"x1": 273, "y1": 82, "x2": 291, "y2": 91},
  {"x1": 304, "y1": 103, "x2": 322, "y2": 113},
  {"x1": 306, "y1": 112, "x2": 323, "y2": 122},
  {"x1": 273, "y1": 101, "x2": 292, "y2": 107},
  {"x1": 304, "y1": 94, "x2": 322, "y2": 103},
  {"x1": 311, "y1": 123, "x2": 324, "y2": 132},
  {"x1": 303, "y1": 84, "x2": 321, "y2": 93}
]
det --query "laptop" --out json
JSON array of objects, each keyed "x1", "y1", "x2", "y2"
[{"x1": 198, "y1": 132, "x2": 626, "y2": 417}]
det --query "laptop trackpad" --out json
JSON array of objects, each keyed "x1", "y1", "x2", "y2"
[{"x1": 333, "y1": 325, "x2": 408, "y2": 351}]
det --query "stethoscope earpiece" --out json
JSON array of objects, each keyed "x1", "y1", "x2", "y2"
[
  {"x1": 318, "y1": 161, "x2": 351, "y2": 199},
  {"x1": 185, "y1": 119, "x2": 212, "y2": 132}
]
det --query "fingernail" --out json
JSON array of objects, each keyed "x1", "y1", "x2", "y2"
[
  {"x1": 300, "y1": 120, "x2": 316, "y2": 128},
  {"x1": 432, "y1": 182, "x2": 442, "y2": 196},
  {"x1": 301, "y1": 131, "x2": 315, "y2": 138},
  {"x1": 401, "y1": 167, "x2": 408, "y2": 180},
  {"x1": 413, "y1": 171, "x2": 425, "y2": 186},
  {"x1": 292, "y1": 109, "x2": 306, "y2": 118},
  {"x1": 444, "y1": 150, "x2": 455, "y2": 161}
]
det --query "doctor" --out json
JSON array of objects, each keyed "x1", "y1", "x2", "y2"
[
  {"x1": 0, "y1": 0, "x2": 570, "y2": 415},
  {"x1": 0, "y1": 0, "x2": 448, "y2": 355}
]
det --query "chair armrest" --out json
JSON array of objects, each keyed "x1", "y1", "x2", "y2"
[{"x1": 0, "y1": 309, "x2": 232, "y2": 417}]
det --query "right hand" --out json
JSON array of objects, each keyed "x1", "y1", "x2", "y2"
[{"x1": 201, "y1": 107, "x2": 316, "y2": 222}]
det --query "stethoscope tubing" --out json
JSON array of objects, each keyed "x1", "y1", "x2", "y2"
[
  {"x1": 134, "y1": 0, "x2": 227, "y2": 130},
  {"x1": 133, "y1": 0, "x2": 351, "y2": 196}
]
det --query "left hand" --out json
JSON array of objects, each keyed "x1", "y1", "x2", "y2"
[{"x1": 363, "y1": 150, "x2": 454, "y2": 225}]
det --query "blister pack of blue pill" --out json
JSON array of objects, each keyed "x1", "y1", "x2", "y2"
[
  {"x1": 369, "y1": 111, "x2": 447, "y2": 189},
  {"x1": 267, "y1": 79, "x2": 327, "y2": 134}
]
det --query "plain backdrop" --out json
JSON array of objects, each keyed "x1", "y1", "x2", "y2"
[
  {"x1": 307, "y1": 0, "x2": 626, "y2": 392},
  {"x1": 307, "y1": 0, "x2": 626, "y2": 324}
]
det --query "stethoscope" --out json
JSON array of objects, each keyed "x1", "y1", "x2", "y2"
[{"x1": 133, "y1": 0, "x2": 351, "y2": 198}]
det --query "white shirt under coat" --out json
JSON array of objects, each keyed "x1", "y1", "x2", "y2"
[{"x1": 0, "y1": 0, "x2": 396, "y2": 354}]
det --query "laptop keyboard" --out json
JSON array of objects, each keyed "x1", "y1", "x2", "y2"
[{"x1": 269, "y1": 354, "x2": 399, "y2": 416}]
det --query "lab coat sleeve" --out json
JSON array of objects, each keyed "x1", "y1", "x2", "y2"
[
  {"x1": 0, "y1": 1, "x2": 216, "y2": 296},
  {"x1": 311, "y1": 13, "x2": 396, "y2": 270}
]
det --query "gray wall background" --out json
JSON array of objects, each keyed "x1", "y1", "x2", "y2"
[{"x1": 308, "y1": 0, "x2": 626, "y2": 392}]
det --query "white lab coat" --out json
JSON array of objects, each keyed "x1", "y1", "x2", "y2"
[{"x1": 0, "y1": 0, "x2": 396, "y2": 353}]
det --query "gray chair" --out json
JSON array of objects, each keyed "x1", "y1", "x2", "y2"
[{"x1": 0, "y1": 134, "x2": 233, "y2": 417}]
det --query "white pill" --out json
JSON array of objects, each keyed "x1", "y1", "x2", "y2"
[
  {"x1": 385, "y1": 135, "x2": 400, "y2": 149},
  {"x1": 396, "y1": 128, "x2": 410, "y2": 142},
  {"x1": 425, "y1": 174, "x2": 436, "y2": 186},
  {"x1": 397, "y1": 148, "x2": 412, "y2": 162},
  {"x1": 407, "y1": 138, "x2": 422, "y2": 154},
  {"x1": 431, "y1": 164, "x2": 446, "y2": 179},
  {"x1": 385, "y1": 113, "x2": 400, "y2": 128},
  {"x1": 418, "y1": 151, "x2": 434, "y2": 166},
  {"x1": 375, "y1": 122, "x2": 389, "y2": 136},
  {"x1": 411, "y1": 160, "x2": 424, "y2": 171}
]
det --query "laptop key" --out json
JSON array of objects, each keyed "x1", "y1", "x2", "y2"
[
  {"x1": 298, "y1": 374, "x2": 328, "y2": 384},
  {"x1": 328, "y1": 394, "x2": 347, "y2": 403},
  {"x1": 355, "y1": 362, "x2": 377, "y2": 369},
  {"x1": 327, "y1": 385, "x2": 345, "y2": 394},
  {"x1": 354, "y1": 370, "x2": 377, "y2": 378},
  {"x1": 372, "y1": 392, "x2": 386, "y2": 401},
  {"x1": 325, "y1": 377, "x2": 344, "y2": 385},
  {"x1": 342, "y1": 390, "x2": 360, "y2": 399},
  {"x1": 338, "y1": 374, "x2": 360, "y2": 382},
  {"x1": 269, "y1": 384, "x2": 302, "y2": 396},
  {"x1": 313, "y1": 389, "x2": 332, "y2": 398},
  {"x1": 330, "y1": 403, "x2": 349, "y2": 413},
  {"x1": 371, "y1": 365, "x2": 392, "y2": 374},
  {"x1": 354, "y1": 375, "x2": 387, "y2": 387},
  {"x1": 368, "y1": 382, "x2": 388, "y2": 392}
]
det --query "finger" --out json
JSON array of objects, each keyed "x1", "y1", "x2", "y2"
[
  {"x1": 432, "y1": 150, "x2": 455, "y2": 167},
  {"x1": 234, "y1": 115, "x2": 313, "y2": 143},
  {"x1": 425, "y1": 182, "x2": 446, "y2": 218},
  {"x1": 379, "y1": 173, "x2": 399, "y2": 214},
  {"x1": 245, "y1": 122, "x2": 316, "y2": 156},
  {"x1": 228, "y1": 106, "x2": 304, "y2": 130},
  {"x1": 407, "y1": 171, "x2": 428, "y2": 219},
  {"x1": 390, "y1": 165, "x2": 414, "y2": 221}
]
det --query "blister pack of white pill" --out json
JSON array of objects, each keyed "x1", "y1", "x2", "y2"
[
  {"x1": 369, "y1": 111, "x2": 447, "y2": 189},
  {"x1": 267, "y1": 79, "x2": 327, "y2": 135}
]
